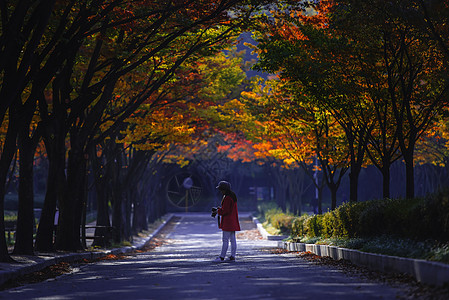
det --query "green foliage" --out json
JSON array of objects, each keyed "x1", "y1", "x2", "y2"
[
  {"x1": 257, "y1": 201, "x2": 280, "y2": 222},
  {"x1": 321, "y1": 211, "x2": 335, "y2": 238},
  {"x1": 291, "y1": 214, "x2": 310, "y2": 238},
  {"x1": 357, "y1": 199, "x2": 390, "y2": 237},
  {"x1": 429, "y1": 244, "x2": 449, "y2": 264},
  {"x1": 304, "y1": 214, "x2": 323, "y2": 238},
  {"x1": 4, "y1": 211, "x2": 17, "y2": 223},
  {"x1": 265, "y1": 189, "x2": 449, "y2": 263},
  {"x1": 264, "y1": 207, "x2": 283, "y2": 224},
  {"x1": 333, "y1": 203, "x2": 359, "y2": 238},
  {"x1": 259, "y1": 202, "x2": 295, "y2": 235},
  {"x1": 407, "y1": 190, "x2": 449, "y2": 242},
  {"x1": 270, "y1": 213, "x2": 295, "y2": 234},
  {"x1": 299, "y1": 236, "x2": 321, "y2": 244},
  {"x1": 311, "y1": 235, "x2": 449, "y2": 264},
  {"x1": 329, "y1": 237, "x2": 366, "y2": 250},
  {"x1": 358, "y1": 236, "x2": 433, "y2": 259},
  {"x1": 4, "y1": 232, "x2": 14, "y2": 246},
  {"x1": 121, "y1": 241, "x2": 132, "y2": 247},
  {"x1": 290, "y1": 189, "x2": 449, "y2": 243},
  {"x1": 262, "y1": 222, "x2": 281, "y2": 235}
]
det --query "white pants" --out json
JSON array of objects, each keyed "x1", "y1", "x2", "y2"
[{"x1": 220, "y1": 231, "x2": 236, "y2": 258}]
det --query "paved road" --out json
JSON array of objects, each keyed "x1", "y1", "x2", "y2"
[{"x1": 0, "y1": 214, "x2": 407, "y2": 300}]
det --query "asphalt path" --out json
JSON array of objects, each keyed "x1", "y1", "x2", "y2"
[{"x1": 0, "y1": 213, "x2": 407, "y2": 300}]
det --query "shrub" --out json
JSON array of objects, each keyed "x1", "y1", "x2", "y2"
[
  {"x1": 383, "y1": 197, "x2": 421, "y2": 237},
  {"x1": 4, "y1": 212, "x2": 17, "y2": 229},
  {"x1": 300, "y1": 236, "x2": 321, "y2": 244},
  {"x1": 304, "y1": 214, "x2": 323, "y2": 237},
  {"x1": 321, "y1": 211, "x2": 337, "y2": 238},
  {"x1": 257, "y1": 201, "x2": 280, "y2": 222},
  {"x1": 287, "y1": 189, "x2": 449, "y2": 243},
  {"x1": 270, "y1": 213, "x2": 295, "y2": 234},
  {"x1": 345, "y1": 201, "x2": 372, "y2": 237},
  {"x1": 334, "y1": 203, "x2": 357, "y2": 238},
  {"x1": 407, "y1": 190, "x2": 449, "y2": 242},
  {"x1": 357, "y1": 197, "x2": 425, "y2": 239},
  {"x1": 337, "y1": 237, "x2": 366, "y2": 250},
  {"x1": 268, "y1": 189, "x2": 449, "y2": 247},
  {"x1": 264, "y1": 207, "x2": 283, "y2": 225},
  {"x1": 358, "y1": 199, "x2": 389, "y2": 237},
  {"x1": 359, "y1": 235, "x2": 433, "y2": 259},
  {"x1": 291, "y1": 214, "x2": 310, "y2": 239},
  {"x1": 4, "y1": 212, "x2": 17, "y2": 223},
  {"x1": 430, "y1": 244, "x2": 449, "y2": 264}
]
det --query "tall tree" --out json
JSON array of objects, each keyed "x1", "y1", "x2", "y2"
[
  {"x1": 336, "y1": 0, "x2": 449, "y2": 198},
  {"x1": 1, "y1": 0, "x2": 273, "y2": 259},
  {"x1": 251, "y1": 1, "x2": 370, "y2": 202},
  {"x1": 251, "y1": 0, "x2": 449, "y2": 201},
  {"x1": 241, "y1": 79, "x2": 349, "y2": 210}
]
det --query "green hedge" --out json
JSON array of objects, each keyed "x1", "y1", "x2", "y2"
[
  {"x1": 258, "y1": 202, "x2": 295, "y2": 235},
  {"x1": 291, "y1": 189, "x2": 449, "y2": 242}
]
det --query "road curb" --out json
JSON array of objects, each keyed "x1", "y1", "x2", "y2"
[
  {"x1": 251, "y1": 215, "x2": 288, "y2": 240},
  {"x1": 278, "y1": 241, "x2": 449, "y2": 287},
  {"x1": 0, "y1": 213, "x2": 175, "y2": 288}
]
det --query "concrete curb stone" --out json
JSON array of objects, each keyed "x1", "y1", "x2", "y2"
[
  {"x1": 0, "y1": 213, "x2": 175, "y2": 288},
  {"x1": 251, "y1": 215, "x2": 288, "y2": 241},
  {"x1": 278, "y1": 241, "x2": 449, "y2": 287}
]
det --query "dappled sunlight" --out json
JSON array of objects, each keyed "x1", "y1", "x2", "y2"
[
  {"x1": 107, "y1": 277, "x2": 134, "y2": 281},
  {"x1": 3, "y1": 214, "x2": 406, "y2": 299},
  {"x1": 78, "y1": 276, "x2": 105, "y2": 281},
  {"x1": 309, "y1": 282, "x2": 381, "y2": 288}
]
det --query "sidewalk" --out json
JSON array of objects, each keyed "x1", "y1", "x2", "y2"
[{"x1": 0, "y1": 213, "x2": 176, "y2": 288}]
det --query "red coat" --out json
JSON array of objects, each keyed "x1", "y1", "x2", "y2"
[{"x1": 217, "y1": 195, "x2": 240, "y2": 231}]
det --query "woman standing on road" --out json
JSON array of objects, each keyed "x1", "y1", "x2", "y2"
[{"x1": 213, "y1": 181, "x2": 240, "y2": 262}]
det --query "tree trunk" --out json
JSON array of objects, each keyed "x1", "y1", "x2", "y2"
[
  {"x1": 286, "y1": 168, "x2": 306, "y2": 215},
  {"x1": 110, "y1": 147, "x2": 125, "y2": 244},
  {"x1": 143, "y1": 174, "x2": 156, "y2": 225},
  {"x1": 381, "y1": 162, "x2": 391, "y2": 199},
  {"x1": 343, "y1": 125, "x2": 367, "y2": 203},
  {"x1": 55, "y1": 147, "x2": 86, "y2": 251},
  {"x1": 132, "y1": 184, "x2": 148, "y2": 233},
  {"x1": 92, "y1": 183, "x2": 112, "y2": 247},
  {"x1": 317, "y1": 186, "x2": 323, "y2": 215},
  {"x1": 34, "y1": 158, "x2": 60, "y2": 252},
  {"x1": 0, "y1": 113, "x2": 20, "y2": 262},
  {"x1": 92, "y1": 178, "x2": 111, "y2": 247},
  {"x1": 329, "y1": 183, "x2": 337, "y2": 211},
  {"x1": 13, "y1": 129, "x2": 37, "y2": 255},
  {"x1": 273, "y1": 168, "x2": 288, "y2": 211},
  {"x1": 111, "y1": 181, "x2": 123, "y2": 244},
  {"x1": 35, "y1": 127, "x2": 66, "y2": 252},
  {"x1": 123, "y1": 191, "x2": 132, "y2": 242},
  {"x1": 0, "y1": 189, "x2": 13, "y2": 261},
  {"x1": 348, "y1": 167, "x2": 359, "y2": 203},
  {"x1": 90, "y1": 146, "x2": 112, "y2": 248},
  {"x1": 404, "y1": 150, "x2": 415, "y2": 199},
  {"x1": 320, "y1": 160, "x2": 348, "y2": 211}
]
